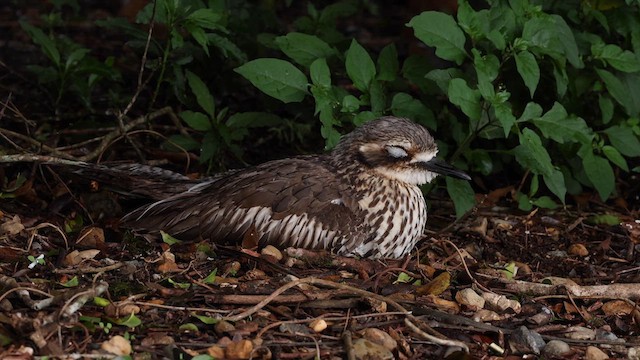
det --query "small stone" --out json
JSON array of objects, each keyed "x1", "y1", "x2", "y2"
[
  {"x1": 568, "y1": 243, "x2": 589, "y2": 256},
  {"x1": 509, "y1": 326, "x2": 546, "y2": 355},
  {"x1": 542, "y1": 340, "x2": 571, "y2": 358},
  {"x1": 585, "y1": 346, "x2": 609, "y2": 360},
  {"x1": 261, "y1": 245, "x2": 283, "y2": 261},
  {"x1": 309, "y1": 319, "x2": 327, "y2": 333},
  {"x1": 351, "y1": 338, "x2": 394, "y2": 360},
  {"x1": 455, "y1": 288, "x2": 485, "y2": 310},
  {"x1": 100, "y1": 335, "x2": 132, "y2": 356},
  {"x1": 360, "y1": 328, "x2": 397, "y2": 351},
  {"x1": 564, "y1": 326, "x2": 595, "y2": 340}
]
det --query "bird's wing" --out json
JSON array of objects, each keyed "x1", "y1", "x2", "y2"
[{"x1": 122, "y1": 156, "x2": 368, "y2": 252}]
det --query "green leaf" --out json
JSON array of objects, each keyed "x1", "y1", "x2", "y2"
[
  {"x1": 235, "y1": 58, "x2": 308, "y2": 103},
  {"x1": 514, "y1": 128, "x2": 554, "y2": 176},
  {"x1": 531, "y1": 102, "x2": 592, "y2": 144},
  {"x1": 200, "y1": 131, "x2": 220, "y2": 162},
  {"x1": 19, "y1": 21, "x2": 61, "y2": 66},
  {"x1": 446, "y1": 177, "x2": 476, "y2": 218},
  {"x1": 491, "y1": 95, "x2": 516, "y2": 137},
  {"x1": 341, "y1": 95, "x2": 360, "y2": 113},
  {"x1": 595, "y1": 69, "x2": 640, "y2": 117},
  {"x1": 517, "y1": 192, "x2": 533, "y2": 211},
  {"x1": 345, "y1": 40, "x2": 376, "y2": 91},
  {"x1": 227, "y1": 112, "x2": 283, "y2": 128},
  {"x1": 65, "y1": 48, "x2": 90, "y2": 71},
  {"x1": 310, "y1": 58, "x2": 331, "y2": 87},
  {"x1": 352, "y1": 111, "x2": 377, "y2": 126},
  {"x1": 377, "y1": 43, "x2": 399, "y2": 81},
  {"x1": 583, "y1": 153, "x2": 615, "y2": 200},
  {"x1": 587, "y1": 214, "x2": 621, "y2": 226},
  {"x1": 448, "y1": 78, "x2": 481, "y2": 120},
  {"x1": 179, "y1": 323, "x2": 199, "y2": 332},
  {"x1": 425, "y1": 68, "x2": 463, "y2": 93},
  {"x1": 514, "y1": 50, "x2": 540, "y2": 97},
  {"x1": 160, "y1": 230, "x2": 182, "y2": 245},
  {"x1": 275, "y1": 32, "x2": 336, "y2": 67},
  {"x1": 603, "y1": 125, "x2": 640, "y2": 156},
  {"x1": 592, "y1": 43, "x2": 640, "y2": 73},
  {"x1": 186, "y1": 8, "x2": 222, "y2": 30},
  {"x1": 517, "y1": 102, "x2": 543, "y2": 122},
  {"x1": 552, "y1": 61, "x2": 568, "y2": 97},
  {"x1": 408, "y1": 11, "x2": 467, "y2": 65},
  {"x1": 598, "y1": 95, "x2": 614, "y2": 124},
  {"x1": 394, "y1": 272, "x2": 414, "y2": 284},
  {"x1": 369, "y1": 80, "x2": 385, "y2": 116},
  {"x1": 60, "y1": 276, "x2": 79, "y2": 288},
  {"x1": 203, "y1": 268, "x2": 218, "y2": 284},
  {"x1": 114, "y1": 313, "x2": 142, "y2": 328},
  {"x1": 522, "y1": 14, "x2": 583, "y2": 68},
  {"x1": 193, "y1": 314, "x2": 219, "y2": 325},
  {"x1": 473, "y1": 49, "x2": 499, "y2": 98},
  {"x1": 543, "y1": 168, "x2": 566, "y2": 203},
  {"x1": 602, "y1": 145, "x2": 629, "y2": 171},
  {"x1": 180, "y1": 111, "x2": 212, "y2": 131},
  {"x1": 167, "y1": 278, "x2": 191, "y2": 290},
  {"x1": 186, "y1": 70, "x2": 215, "y2": 118},
  {"x1": 531, "y1": 196, "x2": 559, "y2": 209},
  {"x1": 391, "y1": 93, "x2": 436, "y2": 130},
  {"x1": 93, "y1": 297, "x2": 110, "y2": 307}
]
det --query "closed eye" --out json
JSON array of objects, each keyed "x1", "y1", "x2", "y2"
[{"x1": 386, "y1": 145, "x2": 408, "y2": 159}]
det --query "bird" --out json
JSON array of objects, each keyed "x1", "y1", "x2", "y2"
[{"x1": 121, "y1": 116, "x2": 471, "y2": 259}]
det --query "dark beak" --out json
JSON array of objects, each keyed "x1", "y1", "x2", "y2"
[{"x1": 422, "y1": 158, "x2": 471, "y2": 180}]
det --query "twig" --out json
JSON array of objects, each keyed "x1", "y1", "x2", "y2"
[{"x1": 342, "y1": 330, "x2": 355, "y2": 360}]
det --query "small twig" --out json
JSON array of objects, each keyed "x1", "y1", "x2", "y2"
[
  {"x1": 342, "y1": 330, "x2": 356, "y2": 360},
  {"x1": 53, "y1": 262, "x2": 124, "y2": 274}
]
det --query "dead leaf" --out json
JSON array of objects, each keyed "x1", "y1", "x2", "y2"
[
  {"x1": 601, "y1": 300, "x2": 635, "y2": 316},
  {"x1": 63, "y1": 249, "x2": 100, "y2": 266},
  {"x1": 157, "y1": 250, "x2": 180, "y2": 273},
  {"x1": 0, "y1": 215, "x2": 25, "y2": 236},
  {"x1": 568, "y1": 243, "x2": 589, "y2": 257},
  {"x1": 415, "y1": 272, "x2": 450, "y2": 296},
  {"x1": 76, "y1": 226, "x2": 105, "y2": 249},
  {"x1": 225, "y1": 339, "x2": 253, "y2": 360},
  {"x1": 100, "y1": 335, "x2": 131, "y2": 356}
]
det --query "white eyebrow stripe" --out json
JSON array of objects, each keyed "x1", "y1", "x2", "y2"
[
  {"x1": 411, "y1": 150, "x2": 438, "y2": 163},
  {"x1": 386, "y1": 146, "x2": 408, "y2": 158}
]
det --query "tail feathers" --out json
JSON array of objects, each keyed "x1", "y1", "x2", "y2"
[{"x1": 60, "y1": 162, "x2": 200, "y2": 200}]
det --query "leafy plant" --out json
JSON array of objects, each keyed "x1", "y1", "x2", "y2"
[{"x1": 234, "y1": 0, "x2": 640, "y2": 213}]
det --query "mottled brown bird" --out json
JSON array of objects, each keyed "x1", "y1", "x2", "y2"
[{"x1": 122, "y1": 116, "x2": 470, "y2": 258}]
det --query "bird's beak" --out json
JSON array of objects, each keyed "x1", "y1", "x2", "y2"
[{"x1": 421, "y1": 158, "x2": 471, "y2": 180}]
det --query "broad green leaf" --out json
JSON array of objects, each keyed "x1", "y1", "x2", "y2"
[
  {"x1": 390, "y1": 93, "x2": 436, "y2": 130},
  {"x1": 180, "y1": 111, "x2": 212, "y2": 131},
  {"x1": 166, "y1": 134, "x2": 200, "y2": 152},
  {"x1": 603, "y1": 125, "x2": 640, "y2": 156},
  {"x1": 235, "y1": 58, "x2": 308, "y2": 103},
  {"x1": 473, "y1": 49, "x2": 499, "y2": 98},
  {"x1": 167, "y1": 278, "x2": 191, "y2": 290},
  {"x1": 446, "y1": 177, "x2": 476, "y2": 218},
  {"x1": 522, "y1": 15, "x2": 583, "y2": 68},
  {"x1": 514, "y1": 128, "x2": 554, "y2": 176},
  {"x1": 310, "y1": 58, "x2": 331, "y2": 87},
  {"x1": 227, "y1": 112, "x2": 283, "y2": 128},
  {"x1": 19, "y1": 21, "x2": 60, "y2": 65},
  {"x1": 602, "y1": 145, "x2": 629, "y2": 171},
  {"x1": 353, "y1": 111, "x2": 377, "y2": 126},
  {"x1": 65, "y1": 48, "x2": 90, "y2": 71},
  {"x1": 552, "y1": 61, "x2": 568, "y2": 97},
  {"x1": 425, "y1": 68, "x2": 463, "y2": 93},
  {"x1": 377, "y1": 43, "x2": 399, "y2": 81},
  {"x1": 517, "y1": 102, "x2": 543, "y2": 122},
  {"x1": 200, "y1": 131, "x2": 220, "y2": 162},
  {"x1": 207, "y1": 33, "x2": 248, "y2": 62},
  {"x1": 599, "y1": 95, "x2": 614, "y2": 124},
  {"x1": 345, "y1": 40, "x2": 376, "y2": 91},
  {"x1": 448, "y1": 78, "x2": 481, "y2": 120},
  {"x1": 517, "y1": 192, "x2": 533, "y2": 211},
  {"x1": 514, "y1": 50, "x2": 540, "y2": 97},
  {"x1": 595, "y1": 69, "x2": 640, "y2": 117},
  {"x1": 93, "y1": 297, "x2": 110, "y2": 307},
  {"x1": 492, "y1": 99, "x2": 516, "y2": 137},
  {"x1": 186, "y1": 70, "x2": 215, "y2": 117},
  {"x1": 408, "y1": 11, "x2": 467, "y2": 65},
  {"x1": 186, "y1": 8, "x2": 222, "y2": 30},
  {"x1": 592, "y1": 43, "x2": 640, "y2": 73},
  {"x1": 457, "y1": 1, "x2": 490, "y2": 41},
  {"x1": 275, "y1": 32, "x2": 336, "y2": 67},
  {"x1": 582, "y1": 153, "x2": 615, "y2": 200},
  {"x1": 369, "y1": 80, "x2": 385, "y2": 116},
  {"x1": 543, "y1": 168, "x2": 566, "y2": 203},
  {"x1": 587, "y1": 214, "x2": 621, "y2": 226},
  {"x1": 184, "y1": 23, "x2": 209, "y2": 55},
  {"x1": 531, "y1": 102, "x2": 592, "y2": 144},
  {"x1": 531, "y1": 196, "x2": 559, "y2": 209},
  {"x1": 341, "y1": 95, "x2": 360, "y2": 113}
]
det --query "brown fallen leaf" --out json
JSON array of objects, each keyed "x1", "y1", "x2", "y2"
[
  {"x1": 0, "y1": 215, "x2": 25, "y2": 236},
  {"x1": 225, "y1": 339, "x2": 253, "y2": 360},
  {"x1": 76, "y1": 226, "x2": 105, "y2": 249},
  {"x1": 100, "y1": 335, "x2": 131, "y2": 356},
  {"x1": 63, "y1": 249, "x2": 100, "y2": 266},
  {"x1": 415, "y1": 272, "x2": 450, "y2": 296}
]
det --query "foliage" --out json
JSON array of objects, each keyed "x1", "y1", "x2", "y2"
[
  {"x1": 16, "y1": 0, "x2": 640, "y2": 213},
  {"x1": 234, "y1": 0, "x2": 640, "y2": 213}
]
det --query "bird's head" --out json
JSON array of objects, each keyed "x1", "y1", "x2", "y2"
[{"x1": 332, "y1": 117, "x2": 471, "y2": 185}]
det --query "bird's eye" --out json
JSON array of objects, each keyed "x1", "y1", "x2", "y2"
[{"x1": 386, "y1": 145, "x2": 408, "y2": 159}]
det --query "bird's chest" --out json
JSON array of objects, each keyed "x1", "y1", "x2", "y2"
[{"x1": 356, "y1": 179, "x2": 427, "y2": 257}]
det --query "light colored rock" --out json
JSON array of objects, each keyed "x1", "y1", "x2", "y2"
[
  {"x1": 455, "y1": 288, "x2": 485, "y2": 310},
  {"x1": 585, "y1": 346, "x2": 609, "y2": 360}
]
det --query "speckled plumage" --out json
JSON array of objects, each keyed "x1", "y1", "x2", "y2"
[{"x1": 122, "y1": 116, "x2": 470, "y2": 259}]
